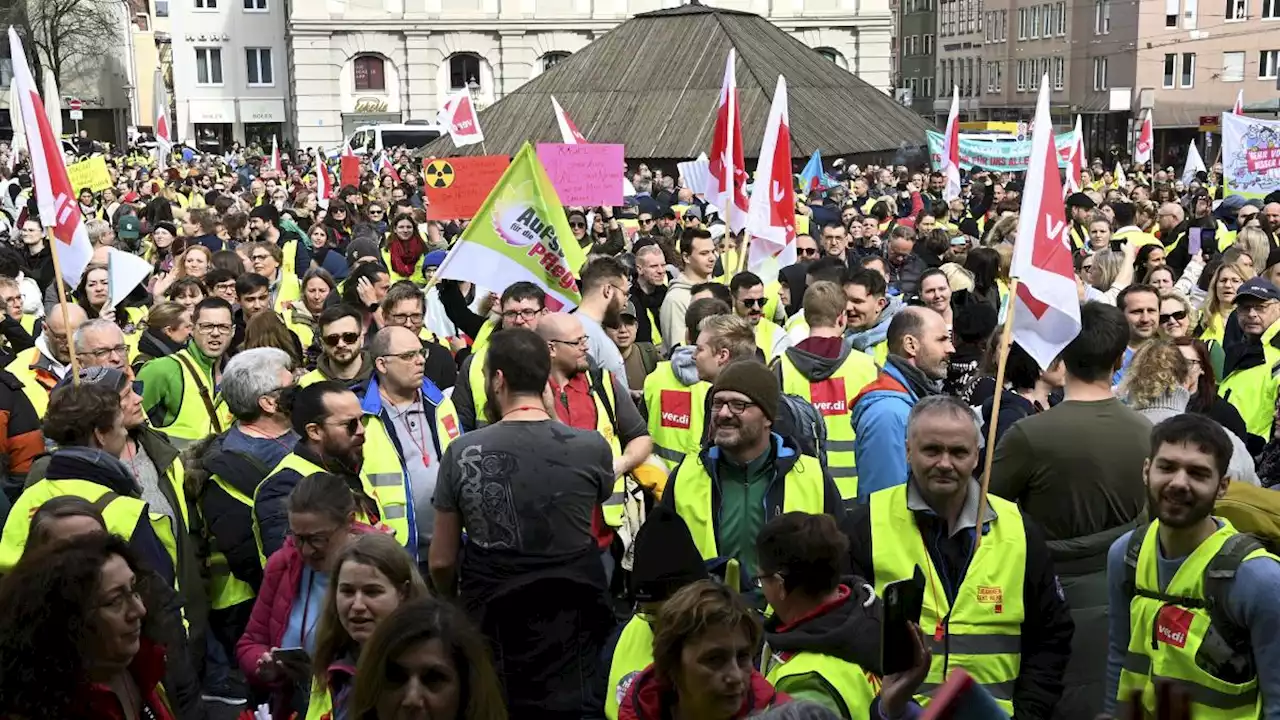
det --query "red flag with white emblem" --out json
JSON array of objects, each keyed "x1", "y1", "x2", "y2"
[
  {"x1": 314, "y1": 147, "x2": 333, "y2": 202},
  {"x1": 709, "y1": 49, "x2": 748, "y2": 233},
  {"x1": 1134, "y1": 110, "x2": 1153, "y2": 165},
  {"x1": 8, "y1": 26, "x2": 92, "y2": 287},
  {"x1": 1064, "y1": 115, "x2": 1084, "y2": 194},
  {"x1": 1010, "y1": 75, "x2": 1081, "y2": 370},
  {"x1": 551, "y1": 96, "x2": 588, "y2": 144},
  {"x1": 437, "y1": 89, "x2": 485, "y2": 147},
  {"x1": 745, "y1": 76, "x2": 796, "y2": 271},
  {"x1": 941, "y1": 85, "x2": 961, "y2": 201},
  {"x1": 270, "y1": 135, "x2": 282, "y2": 174}
]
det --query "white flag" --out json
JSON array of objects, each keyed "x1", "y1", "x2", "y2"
[{"x1": 1181, "y1": 139, "x2": 1206, "y2": 186}]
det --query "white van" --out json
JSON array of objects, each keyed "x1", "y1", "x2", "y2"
[{"x1": 345, "y1": 121, "x2": 442, "y2": 155}]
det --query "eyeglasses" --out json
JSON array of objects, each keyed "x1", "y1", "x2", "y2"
[
  {"x1": 798, "y1": 247, "x2": 819, "y2": 257},
  {"x1": 97, "y1": 585, "x2": 144, "y2": 615},
  {"x1": 639, "y1": 218, "x2": 654, "y2": 225},
  {"x1": 1237, "y1": 301, "x2": 1277, "y2": 317},
  {"x1": 79, "y1": 344, "x2": 128, "y2": 360},
  {"x1": 382, "y1": 348, "x2": 425, "y2": 362},
  {"x1": 250, "y1": 253, "x2": 272, "y2": 262},
  {"x1": 501, "y1": 308, "x2": 543, "y2": 322},
  {"x1": 1160, "y1": 310, "x2": 1188, "y2": 324},
  {"x1": 739, "y1": 297, "x2": 766, "y2": 308},
  {"x1": 388, "y1": 312, "x2": 422, "y2": 326},
  {"x1": 287, "y1": 525, "x2": 341, "y2": 550},
  {"x1": 549, "y1": 336, "x2": 589, "y2": 349},
  {"x1": 569, "y1": 221, "x2": 586, "y2": 229},
  {"x1": 323, "y1": 331, "x2": 361, "y2": 347},
  {"x1": 711, "y1": 398, "x2": 757, "y2": 415},
  {"x1": 322, "y1": 416, "x2": 362, "y2": 435},
  {"x1": 196, "y1": 322, "x2": 233, "y2": 334}
]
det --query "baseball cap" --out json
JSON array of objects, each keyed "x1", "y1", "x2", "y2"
[
  {"x1": 117, "y1": 214, "x2": 140, "y2": 240},
  {"x1": 621, "y1": 301, "x2": 638, "y2": 320},
  {"x1": 1066, "y1": 193, "x2": 1096, "y2": 210},
  {"x1": 683, "y1": 205, "x2": 703, "y2": 221},
  {"x1": 1235, "y1": 277, "x2": 1280, "y2": 303}
]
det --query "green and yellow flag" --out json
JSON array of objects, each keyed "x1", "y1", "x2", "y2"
[{"x1": 433, "y1": 142, "x2": 588, "y2": 309}]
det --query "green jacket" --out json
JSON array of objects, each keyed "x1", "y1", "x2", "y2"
[{"x1": 138, "y1": 345, "x2": 220, "y2": 428}]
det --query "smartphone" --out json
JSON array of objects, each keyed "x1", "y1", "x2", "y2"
[
  {"x1": 881, "y1": 566, "x2": 926, "y2": 676},
  {"x1": 1110, "y1": 239, "x2": 1124, "y2": 252},
  {"x1": 271, "y1": 646, "x2": 311, "y2": 667},
  {"x1": 1188, "y1": 227, "x2": 1203, "y2": 257}
]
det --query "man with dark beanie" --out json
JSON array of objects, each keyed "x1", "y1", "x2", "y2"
[
  {"x1": 591, "y1": 505, "x2": 708, "y2": 720},
  {"x1": 662, "y1": 360, "x2": 843, "y2": 575}
]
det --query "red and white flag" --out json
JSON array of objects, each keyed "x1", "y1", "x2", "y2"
[
  {"x1": 1010, "y1": 74, "x2": 1081, "y2": 371},
  {"x1": 8, "y1": 26, "x2": 92, "y2": 287},
  {"x1": 1134, "y1": 109, "x2": 1154, "y2": 165},
  {"x1": 709, "y1": 49, "x2": 748, "y2": 233},
  {"x1": 153, "y1": 66, "x2": 171, "y2": 169},
  {"x1": 376, "y1": 151, "x2": 401, "y2": 183},
  {"x1": 437, "y1": 89, "x2": 485, "y2": 147},
  {"x1": 1233, "y1": 89, "x2": 1245, "y2": 115},
  {"x1": 1064, "y1": 114, "x2": 1084, "y2": 194},
  {"x1": 314, "y1": 147, "x2": 333, "y2": 203},
  {"x1": 745, "y1": 76, "x2": 797, "y2": 272},
  {"x1": 941, "y1": 85, "x2": 961, "y2": 201},
  {"x1": 551, "y1": 96, "x2": 588, "y2": 144},
  {"x1": 270, "y1": 135, "x2": 282, "y2": 174}
]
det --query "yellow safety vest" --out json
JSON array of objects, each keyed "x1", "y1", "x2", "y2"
[
  {"x1": 159, "y1": 349, "x2": 233, "y2": 446},
  {"x1": 1117, "y1": 520, "x2": 1271, "y2": 719},
  {"x1": 763, "y1": 646, "x2": 880, "y2": 720},
  {"x1": 672, "y1": 451, "x2": 826, "y2": 560},
  {"x1": 4, "y1": 347, "x2": 59, "y2": 417},
  {"x1": 273, "y1": 271, "x2": 302, "y2": 315},
  {"x1": 382, "y1": 246, "x2": 427, "y2": 286},
  {"x1": 284, "y1": 307, "x2": 315, "y2": 350},
  {"x1": 435, "y1": 394, "x2": 463, "y2": 452},
  {"x1": 869, "y1": 483, "x2": 1025, "y2": 715},
  {"x1": 641, "y1": 362, "x2": 709, "y2": 471},
  {"x1": 785, "y1": 312, "x2": 809, "y2": 339},
  {"x1": 605, "y1": 616, "x2": 655, "y2": 720},
  {"x1": 580, "y1": 371, "x2": 626, "y2": 527},
  {"x1": 471, "y1": 320, "x2": 496, "y2": 358},
  {"x1": 281, "y1": 238, "x2": 299, "y2": 277},
  {"x1": 206, "y1": 474, "x2": 258, "y2": 611},
  {"x1": 777, "y1": 351, "x2": 878, "y2": 501},
  {"x1": 1219, "y1": 319, "x2": 1280, "y2": 440},
  {"x1": 361, "y1": 414, "x2": 415, "y2": 550},
  {"x1": 1113, "y1": 228, "x2": 1160, "y2": 249},
  {"x1": 0, "y1": 477, "x2": 178, "y2": 576},
  {"x1": 304, "y1": 676, "x2": 334, "y2": 720},
  {"x1": 755, "y1": 320, "x2": 790, "y2": 363}
]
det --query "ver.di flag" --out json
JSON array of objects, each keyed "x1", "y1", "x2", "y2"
[
  {"x1": 437, "y1": 88, "x2": 485, "y2": 148},
  {"x1": 745, "y1": 75, "x2": 796, "y2": 273},
  {"x1": 433, "y1": 142, "x2": 588, "y2": 310}
]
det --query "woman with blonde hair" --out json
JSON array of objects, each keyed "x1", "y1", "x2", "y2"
[
  {"x1": 1121, "y1": 338, "x2": 1257, "y2": 484},
  {"x1": 1087, "y1": 249, "x2": 1134, "y2": 304},
  {"x1": 306, "y1": 533, "x2": 430, "y2": 719},
  {"x1": 1235, "y1": 227, "x2": 1272, "y2": 279},
  {"x1": 1198, "y1": 261, "x2": 1254, "y2": 361}
]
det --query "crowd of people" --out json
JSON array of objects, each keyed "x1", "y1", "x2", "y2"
[{"x1": 0, "y1": 138, "x2": 1275, "y2": 720}]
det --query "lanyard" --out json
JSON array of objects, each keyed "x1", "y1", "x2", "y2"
[{"x1": 384, "y1": 391, "x2": 431, "y2": 467}]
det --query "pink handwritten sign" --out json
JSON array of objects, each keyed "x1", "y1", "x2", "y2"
[
  {"x1": 1246, "y1": 146, "x2": 1280, "y2": 174},
  {"x1": 536, "y1": 143, "x2": 624, "y2": 207}
]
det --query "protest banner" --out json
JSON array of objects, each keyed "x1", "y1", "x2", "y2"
[
  {"x1": 433, "y1": 143, "x2": 587, "y2": 309},
  {"x1": 66, "y1": 156, "x2": 112, "y2": 193},
  {"x1": 1223, "y1": 113, "x2": 1280, "y2": 199},
  {"x1": 536, "y1": 143, "x2": 624, "y2": 206},
  {"x1": 423, "y1": 155, "x2": 511, "y2": 220},
  {"x1": 927, "y1": 130, "x2": 1077, "y2": 172}
]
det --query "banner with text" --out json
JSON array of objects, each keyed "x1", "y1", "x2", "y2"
[
  {"x1": 423, "y1": 155, "x2": 511, "y2": 220},
  {"x1": 1223, "y1": 113, "x2": 1280, "y2": 200},
  {"x1": 67, "y1": 156, "x2": 112, "y2": 193},
  {"x1": 927, "y1": 130, "x2": 1078, "y2": 172},
  {"x1": 536, "y1": 143, "x2": 624, "y2": 207}
]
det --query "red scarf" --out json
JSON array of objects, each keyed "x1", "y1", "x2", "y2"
[{"x1": 388, "y1": 233, "x2": 426, "y2": 278}]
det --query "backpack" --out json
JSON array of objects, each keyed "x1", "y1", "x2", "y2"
[{"x1": 775, "y1": 393, "x2": 829, "y2": 469}]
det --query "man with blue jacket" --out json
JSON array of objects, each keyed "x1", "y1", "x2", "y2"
[{"x1": 849, "y1": 307, "x2": 953, "y2": 503}]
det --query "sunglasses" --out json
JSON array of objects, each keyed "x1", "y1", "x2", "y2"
[
  {"x1": 740, "y1": 297, "x2": 766, "y2": 308},
  {"x1": 323, "y1": 331, "x2": 361, "y2": 347},
  {"x1": 569, "y1": 221, "x2": 586, "y2": 229},
  {"x1": 798, "y1": 247, "x2": 819, "y2": 257},
  {"x1": 322, "y1": 417, "x2": 362, "y2": 435},
  {"x1": 1160, "y1": 310, "x2": 1188, "y2": 323}
]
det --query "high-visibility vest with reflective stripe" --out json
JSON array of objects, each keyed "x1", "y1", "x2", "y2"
[
  {"x1": 584, "y1": 372, "x2": 626, "y2": 527},
  {"x1": 777, "y1": 351, "x2": 878, "y2": 501},
  {"x1": 206, "y1": 474, "x2": 257, "y2": 611},
  {"x1": 1113, "y1": 228, "x2": 1160, "y2": 249},
  {"x1": 158, "y1": 349, "x2": 233, "y2": 447},
  {"x1": 869, "y1": 483, "x2": 1025, "y2": 715},
  {"x1": 361, "y1": 414, "x2": 415, "y2": 552},
  {"x1": 642, "y1": 362, "x2": 709, "y2": 471},
  {"x1": 1219, "y1": 318, "x2": 1280, "y2": 440},
  {"x1": 763, "y1": 646, "x2": 880, "y2": 719},
  {"x1": 383, "y1": 246, "x2": 427, "y2": 286},
  {"x1": 284, "y1": 308, "x2": 315, "y2": 350},
  {"x1": 1117, "y1": 520, "x2": 1271, "y2": 719},
  {"x1": 304, "y1": 675, "x2": 334, "y2": 720},
  {"x1": 4, "y1": 347, "x2": 57, "y2": 417},
  {"x1": 253, "y1": 453, "x2": 387, "y2": 562},
  {"x1": 605, "y1": 616, "x2": 654, "y2": 720},
  {"x1": 0, "y1": 478, "x2": 178, "y2": 576},
  {"x1": 272, "y1": 271, "x2": 302, "y2": 315},
  {"x1": 755, "y1": 320, "x2": 790, "y2": 362},
  {"x1": 673, "y1": 452, "x2": 826, "y2": 559}
]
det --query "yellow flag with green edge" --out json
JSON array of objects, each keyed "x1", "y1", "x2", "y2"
[{"x1": 433, "y1": 142, "x2": 588, "y2": 309}]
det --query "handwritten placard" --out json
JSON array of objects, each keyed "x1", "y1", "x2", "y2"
[{"x1": 536, "y1": 143, "x2": 624, "y2": 207}]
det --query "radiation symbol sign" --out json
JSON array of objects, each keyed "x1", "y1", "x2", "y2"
[{"x1": 425, "y1": 160, "x2": 455, "y2": 188}]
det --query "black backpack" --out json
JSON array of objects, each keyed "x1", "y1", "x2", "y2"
[{"x1": 775, "y1": 393, "x2": 829, "y2": 468}]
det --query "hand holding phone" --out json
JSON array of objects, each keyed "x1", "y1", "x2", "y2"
[{"x1": 881, "y1": 567, "x2": 926, "y2": 676}]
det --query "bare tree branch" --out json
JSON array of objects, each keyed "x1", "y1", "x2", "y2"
[{"x1": 0, "y1": 0, "x2": 123, "y2": 87}]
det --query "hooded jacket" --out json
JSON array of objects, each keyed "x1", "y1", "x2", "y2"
[
  {"x1": 669, "y1": 345, "x2": 700, "y2": 386},
  {"x1": 845, "y1": 298, "x2": 904, "y2": 356},
  {"x1": 618, "y1": 664, "x2": 788, "y2": 720},
  {"x1": 657, "y1": 275, "x2": 697, "y2": 355},
  {"x1": 849, "y1": 357, "x2": 940, "y2": 503},
  {"x1": 132, "y1": 329, "x2": 184, "y2": 373}
]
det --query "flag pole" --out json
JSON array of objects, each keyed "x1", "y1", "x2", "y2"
[
  {"x1": 973, "y1": 279, "x2": 1019, "y2": 552},
  {"x1": 45, "y1": 228, "x2": 82, "y2": 385}
]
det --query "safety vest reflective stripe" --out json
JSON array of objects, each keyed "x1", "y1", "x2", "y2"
[
  {"x1": 255, "y1": 453, "x2": 387, "y2": 561},
  {"x1": 161, "y1": 349, "x2": 233, "y2": 446},
  {"x1": 764, "y1": 649, "x2": 880, "y2": 719},
  {"x1": 869, "y1": 483, "x2": 1025, "y2": 716},
  {"x1": 604, "y1": 616, "x2": 654, "y2": 720},
  {"x1": 207, "y1": 475, "x2": 257, "y2": 610},
  {"x1": 642, "y1": 362, "x2": 709, "y2": 472},
  {"x1": 673, "y1": 452, "x2": 826, "y2": 559},
  {"x1": 590, "y1": 372, "x2": 627, "y2": 527},
  {"x1": 357, "y1": 416, "x2": 414, "y2": 549},
  {"x1": 1117, "y1": 520, "x2": 1269, "y2": 718},
  {"x1": 777, "y1": 352, "x2": 878, "y2": 501}
]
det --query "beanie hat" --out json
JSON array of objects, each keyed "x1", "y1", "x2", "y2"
[
  {"x1": 250, "y1": 203, "x2": 280, "y2": 225},
  {"x1": 54, "y1": 366, "x2": 129, "y2": 392},
  {"x1": 711, "y1": 361, "x2": 779, "y2": 422},
  {"x1": 423, "y1": 249, "x2": 447, "y2": 269},
  {"x1": 631, "y1": 505, "x2": 708, "y2": 603}
]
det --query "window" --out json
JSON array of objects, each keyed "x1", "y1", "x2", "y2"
[
  {"x1": 906, "y1": 78, "x2": 918, "y2": 97},
  {"x1": 1093, "y1": 56, "x2": 1108, "y2": 89},
  {"x1": 243, "y1": 0, "x2": 266, "y2": 8},
  {"x1": 1017, "y1": 59, "x2": 1027, "y2": 90},
  {"x1": 1053, "y1": 56, "x2": 1065, "y2": 89},
  {"x1": 449, "y1": 53, "x2": 481, "y2": 91},
  {"x1": 1042, "y1": 5, "x2": 1052, "y2": 36},
  {"x1": 1030, "y1": 6, "x2": 1040, "y2": 37},
  {"x1": 194, "y1": 0, "x2": 216, "y2": 7},
  {"x1": 908, "y1": 35, "x2": 918, "y2": 55},
  {"x1": 1222, "y1": 51, "x2": 1245, "y2": 81},
  {"x1": 1180, "y1": 52, "x2": 1195, "y2": 86},
  {"x1": 156, "y1": 0, "x2": 169, "y2": 15},
  {"x1": 245, "y1": 48, "x2": 272, "y2": 86},
  {"x1": 1163, "y1": 54, "x2": 1177, "y2": 87},
  {"x1": 1166, "y1": 0, "x2": 1179, "y2": 26},
  {"x1": 1265, "y1": 0, "x2": 1280, "y2": 17},
  {"x1": 195, "y1": 47, "x2": 222, "y2": 84},
  {"x1": 1018, "y1": 7, "x2": 1028, "y2": 38},
  {"x1": 923, "y1": 76, "x2": 935, "y2": 97},
  {"x1": 1262, "y1": 49, "x2": 1280, "y2": 79},
  {"x1": 542, "y1": 51, "x2": 569, "y2": 71},
  {"x1": 925, "y1": 35, "x2": 934, "y2": 54},
  {"x1": 1226, "y1": 0, "x2": 1247, "y2": 19},
  {"x1": 353, "y1": 55, "x2": 385, "y2": 91},
  {"x1": 1185, "y1": 0, "x2": 1198, "y2": 27},
  {"x1": 1095, "y1": 0, "x2": 1111, "y2": 33},
  {"x1": 1001, "y1": 9, "x2": 1009, "y2": 39}
]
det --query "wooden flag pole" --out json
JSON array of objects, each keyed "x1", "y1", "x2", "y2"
[
  {"x1": 737, "y1": 231, "x2": 751, "y2": 274},
  {"x1": 973, "y1": 278, "x2": 1019, "y2": 552},
  {"x1": 45, "y1": 228, "x2": 82, "y2": 385}
]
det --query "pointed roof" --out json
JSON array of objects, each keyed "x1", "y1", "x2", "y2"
[{"x1": 421, "y1": 2, "x2": 929, "y2": 159}]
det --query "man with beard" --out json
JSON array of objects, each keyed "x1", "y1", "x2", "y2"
[
  {"x1": 729, "y1": 271, "x2": 791, "y2": 362},
  {"x1": 1114, "y1": 284, "x2": 1160, "y2": 386},
  {"x1": 1067, "y1": 193, "x2": 1097, "y2": 251},
  {"x1": 299, "y1": 304, "x2": 373, "y2": 393},
  {"x1": 1218, "y1": 278, "x2": 1280, "y2": 447},
  {"x1": 845, "y1": 394, "x2": 1073, "y2": 719},
  {"x1": 254, "y1": 381, "x2": 396, "y2": 558},
  {"x1": 430, "y1": 328, "x2": 615, "y2": 720},
  {"x1": 137, "y1": 297, "x2": 235, "y2": 449},
  {"x1": 850, "y1": 307, "x2": 953, "y2": 503},
  {"x1": 662, "y1": 360, "x2": 841, "y2": 576},
  {"x1": 629, "y1": 244, "x2": 668, "y2": 346},
  {"x1": 574, "y1": 257, "x2": 630, "y2": 382},
  {"x1": 1105, "y1": 414, "x2": 1280, "y2": 718}
]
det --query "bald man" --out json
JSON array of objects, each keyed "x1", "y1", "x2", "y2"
[
  {"x1": 4, "y1": 302, "x2": 87, "y2": 416},
  {"x1": 1265, "y1": 202, "x2": 1280, "y2": 230},
  {"x1": 1155, "y1": 202, "x2": 1191, "y2": 271}
]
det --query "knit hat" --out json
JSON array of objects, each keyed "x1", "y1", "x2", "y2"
[
  {"x1": 152, "y1": 221, "x2": 177, "y2": 239},
  {"x1": 631, "y1": 505, "x2": 708, "y2": 602},
  {"x1": 711, "y1": 361, "x2": 779, "y2": 421},
  {"x1": 54, "y1": 366, "x2": 129, "y2": 392},
  {"x1": 423, "y1": 250, "x2": 447, "y2": 269},
  {"x1": 249, "y1": 203, "x2": 280, "y2": 225}
]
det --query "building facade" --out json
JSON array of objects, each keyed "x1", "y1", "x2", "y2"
[
  {"x1": 932, "y1": 0, "x2": 985, "y2": 120},
  {"x1": 897, "y1": 0, "x2": 937, "y2": 117},
  {"x1": 288, "y1": 0, "x2": 894, "y2": 149},
  {"x1": 170, "y1": 0, "x2": 289, "y2": 150}
]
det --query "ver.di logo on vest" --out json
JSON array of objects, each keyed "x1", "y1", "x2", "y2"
[
  {"x1": 810, "y1": 378, "x2": 848, "y2": 416},
  {"x1": 1157, "y1": 605, "x2": 1193, "y2": 649},
  {"x1": 660, "y1": 390, "x2": 691, "y2": 429}
]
